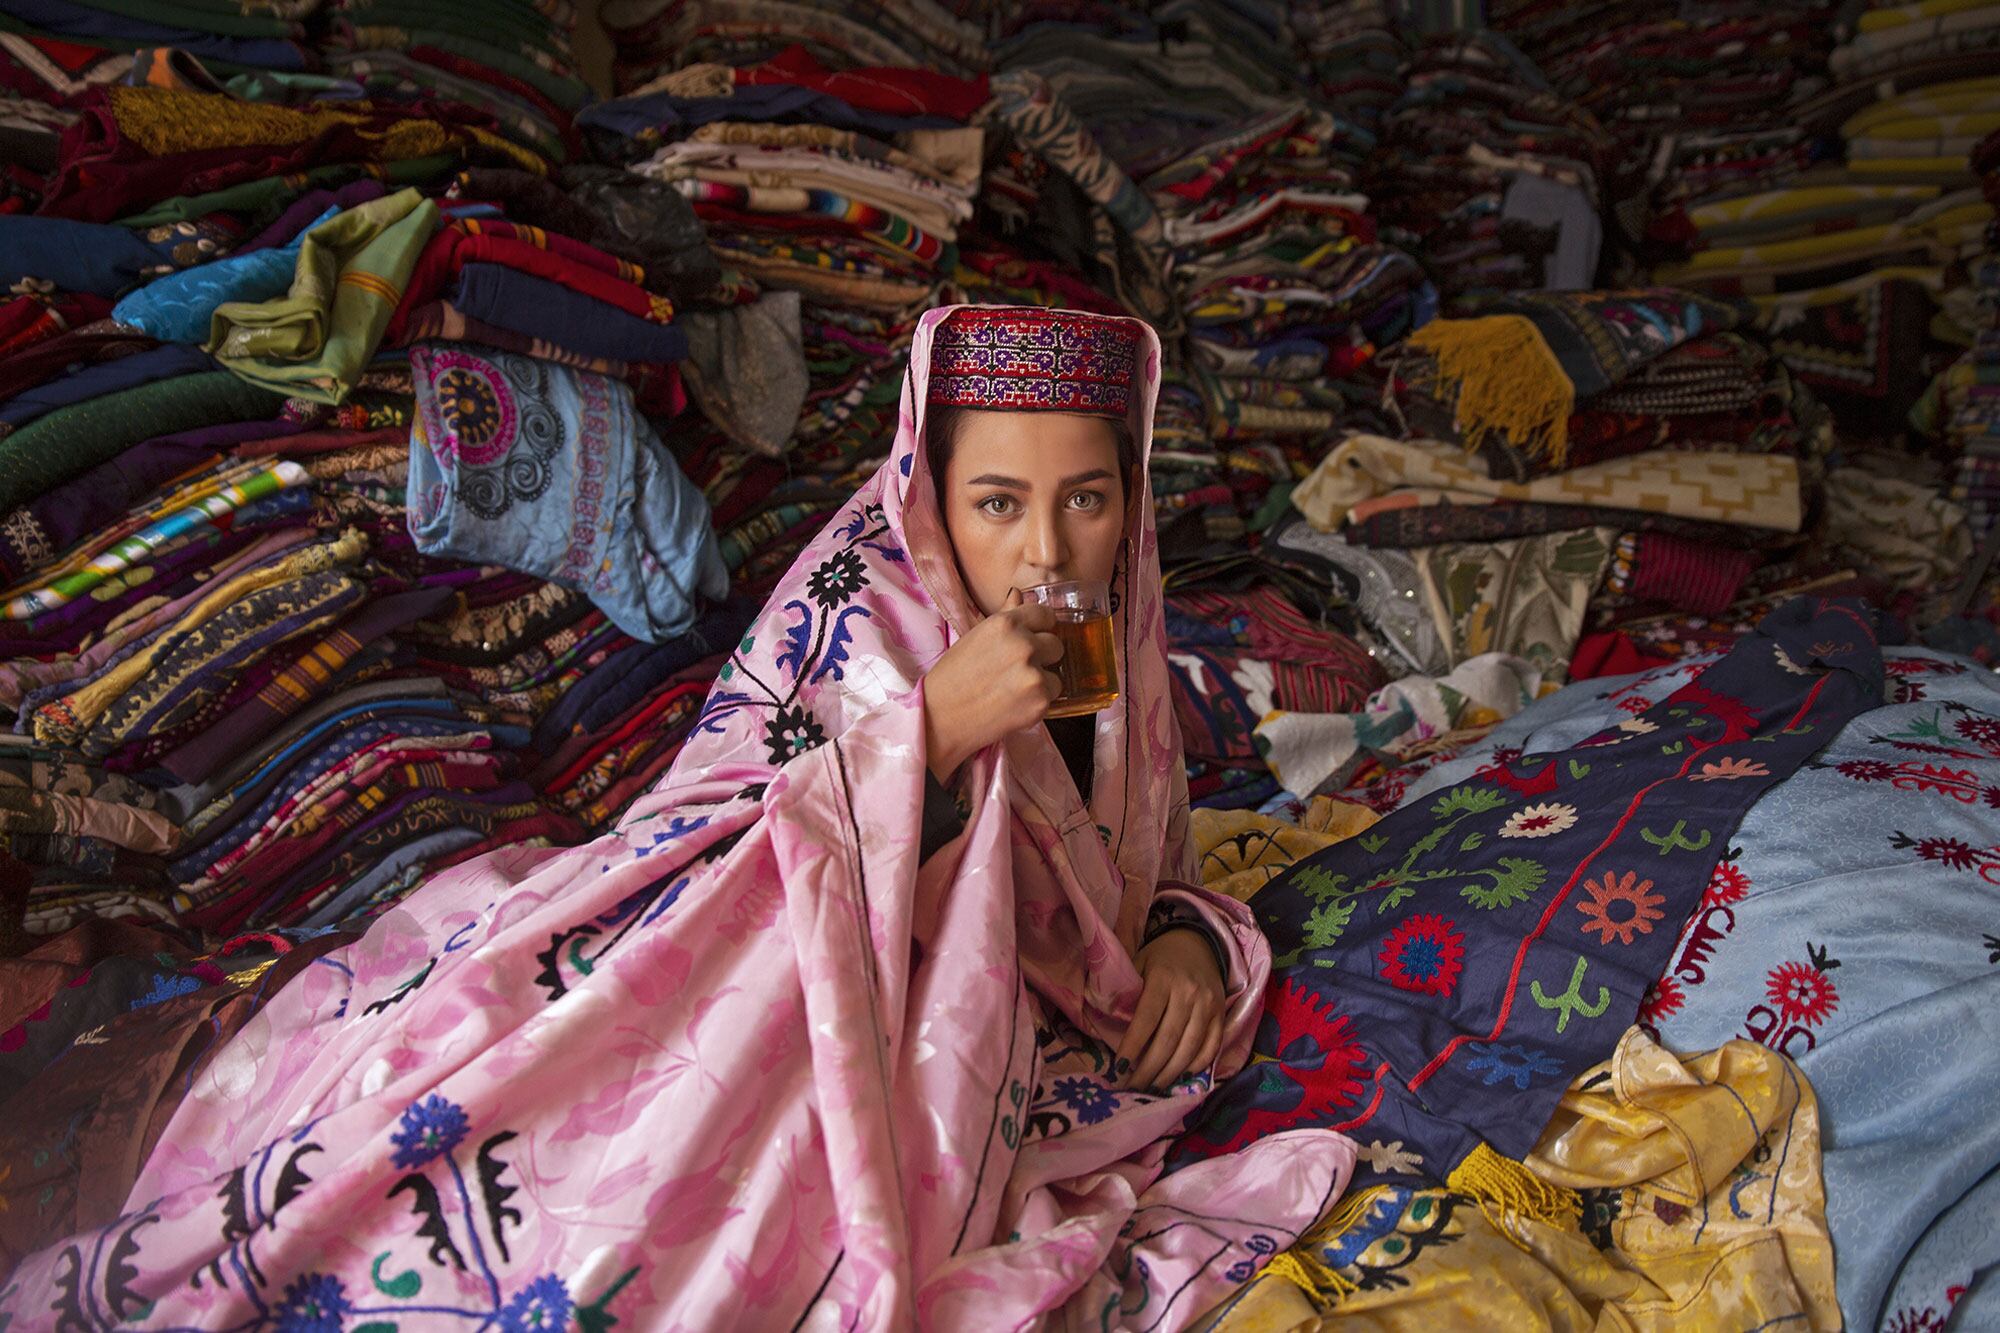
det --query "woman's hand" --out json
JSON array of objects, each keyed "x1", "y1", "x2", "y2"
[
  {"x1": 1116, "y1": 928, "x2": 1226, "y2": 1092},
  {"x1": 922, "y1": 588, "x2": 1063, "y2": 781}
]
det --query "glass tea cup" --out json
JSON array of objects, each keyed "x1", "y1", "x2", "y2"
[{"x1": 1020, "y1": 579, "x2": 1119, "y2": 718}]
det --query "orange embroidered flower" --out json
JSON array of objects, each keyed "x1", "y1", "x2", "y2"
[
  {"x1": 1691, "y1": 756, "x2": 1770, "y2": 782},
  {"x1": 1575, "y1": 870, "x2": 1666, "y2": 946}
]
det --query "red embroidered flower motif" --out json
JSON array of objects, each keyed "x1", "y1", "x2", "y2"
[
  {"x1": 1909, "y1": 836, "x2": 1980, "y2": 871},
  {"x1": 1765, "y1": 961, "x2": 1838, "y2": 1027},
  {"x1": 1703, "y1": 860, "x2": 1750, "y2": 909},
  {"x1": 1884, "y1": 1305, "x2": 1944, "y2": 1333},
  {"x1": 1638, "y1": 976, "x2": 1685, "y2": 1026},
  {"x1": 1576, "y1": 871, "x2": 1667, "y2": 946},
  {"x1": 1615, "y1": 697, "x2": 1653, "y2": 716},
  {"x1": 1836, "y1": 759, "x2": 1896, "y2": 783},
  {"x1": 1378, "y1": 913, "x2": 1466, "y2": 996}
]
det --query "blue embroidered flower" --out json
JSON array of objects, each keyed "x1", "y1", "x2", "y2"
[
  {"x1": 272, "y1": 1273, "x2": 351, "y2": 1332},
  {"x1": 1462, "y1": 1044, "x2": 1564, "y2": 1091},
  {"x1": 389, "y1": 1093, "x2": 470, "y2": 1170},
  {"x1": 1050, "y1": 1076, "x2": 1119, "y2": 1126},
  {"x1": 499, "y1": 1274, "x2": 573, "y2": 1333},
  {"x1": 129, "y1": 971, "x2": 202, "y2": 1010}
]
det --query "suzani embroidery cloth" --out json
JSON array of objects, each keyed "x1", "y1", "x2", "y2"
[{"x1": 1178, "y1": 598, "x2": 1885, "y2": 1197}]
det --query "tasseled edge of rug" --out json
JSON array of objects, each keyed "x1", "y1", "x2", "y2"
[
  {"x1": 1446, "y1": 1141, "x2": 1583, "y2": 1244},
  {"x1": 1407, "y1": 314, "x2": 1575, "y2": 469},
  {"x1": 1253, "y1": 1185, "x2": 1384, "y2": 1310}
]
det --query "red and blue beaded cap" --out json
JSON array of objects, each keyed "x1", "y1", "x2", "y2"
[{"x1": 927, "y1": 306, "x2": 1139, "y2": 419}]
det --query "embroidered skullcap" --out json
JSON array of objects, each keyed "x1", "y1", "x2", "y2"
[{"x1": 927, "y1": 306, "x2": 1139, "y2": 418}]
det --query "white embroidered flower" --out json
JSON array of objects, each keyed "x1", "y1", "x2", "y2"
[
  {"x1": 1617, "y1": 717, "x2": 1658, "y2": 735},
  {"x1": 1498, "y1": 802, "x2": 1579, "y2": 839},
  {"x1": 1773, "y1": 644, "x2": 1814, "y2": 676},
  {"x1": 1357, "y1": 1139, "x2": 1423, "y2": 1174}
]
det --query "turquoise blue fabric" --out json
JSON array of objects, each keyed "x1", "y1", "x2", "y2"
[
  {"x1": 1402, "y1": 648, "x2": 2000, "y2": 1333},
  {"x1": 406, "y1": 343, "x2": 728, "y2": 644},
  {"x1": 112, "y1": 207, "x2": 337, "y2": 343}
]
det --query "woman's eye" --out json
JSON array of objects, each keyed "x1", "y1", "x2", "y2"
[
  {"x1": 1069, "y1": 491, "x2": 1104, "y2": 512},
  {"x1": 978, "y1": 495, "x2": 1016, "y2": 516}
]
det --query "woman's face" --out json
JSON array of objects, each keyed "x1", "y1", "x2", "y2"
[{"x1": 937, "y1": 410, "x2": 1127, "y2": 618}]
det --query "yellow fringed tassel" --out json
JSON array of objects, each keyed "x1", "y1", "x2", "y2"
[
  {"x1": 1446, "y1": 1141, "x2": 1583, "y2": 1249},
  {"x1": 1260, "y1": 1247, "x2": 1358, "y2": 1311},
  {"x1": 1253, "y1": 1186, "x2": 1385, "y2": 1310},
  {"x1": 1407, "y1": 314, "x2": 1575, "y2": 469}
]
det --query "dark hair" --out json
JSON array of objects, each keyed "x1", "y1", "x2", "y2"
[{"x1": 926, "y1": 405, "x2": 1138, "y2": 506}]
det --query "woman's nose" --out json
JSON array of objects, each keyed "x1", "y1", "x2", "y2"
[{"x1": 1024, "y1": 506, "x2": 1067, "y2": 572}]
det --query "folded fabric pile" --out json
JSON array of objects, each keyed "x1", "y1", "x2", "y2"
[
  {"x1": 1911, "y1": 132, "x2": 2000, "y2": 563},
  {"x1": 1367, "y1": 31, "x2": 1609, "y2": 304},
  {"x1": 1284, "y1": 288, "x2": 1838, "y2": 691},
  {"x1": 308, "y1": 0, "x2": 590, "y2": 169},
  {"x1": 1635, "y1": 1, "x2": 1999, "y2": 437},
  {"x1": 1286, "y1": 0, "x2": 1405, "y2": 128},
  {"x1": 581, "y1": 40, "x2": 989, "y2": 594},
  {"x1": 1164, "y1": 584, "x2": 1387, "y2": 811},
  {"x1": 596, "y1": 0, "x2": 985, "y2": 93},
  {"x1": 1492, "y1": 2, "x2": 1838, "y2": 286},
  {"x1": 0, "y1": 62, "x2": 762, "y2": 937},
  {"x1": 1146, "y1": 97, "x2": 1430, "y2": 549}
]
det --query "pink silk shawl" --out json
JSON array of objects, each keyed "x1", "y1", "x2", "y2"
[{"x1": 0, "y1": 306, "x2": 1353, "y2": 1330}]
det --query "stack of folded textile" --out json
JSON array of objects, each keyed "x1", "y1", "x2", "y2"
[
  {"x1": 1285, "y1": 0, "x2": 1405, "y2": 128},
  {"x1": 1288, "y1": 289, "x2": 1833, "y2": 686},
  {"x1": 1367, "y1": 31, "x2": 1609, "y2": 303},
  {"x1": 1916, "y1": 126, "x2": 2000, "y2": 545},
  {"x1": 307, "y1": 0, "x2": 589, "y2": 168},
  {"x1": 581, "y1": 39, "x2": 990, "y2": 594},
  {"x1": 0, "y1": 65, "x2": 760, "y2": 937},
  {"x1": 1493, "y1": 1, "x2": 1838, "y2": 285},
  {"x1": 1145, "y1": 97, "x2": 1429, "y2": 548},
  {"x1": 1164, "y1": 585, "x2": 1386, "y2": 811},
  {"x1": 597, "y1": 0, "x2": 985, "y2": 92},
  {"x1": 1643, "y1": 0, "x2": 1998, "y2": 436}
]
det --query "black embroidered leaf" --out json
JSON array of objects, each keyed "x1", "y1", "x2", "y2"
[
  {"x1": 362, "y1": 958, "x2": 436, "y2": 1016},
  {"x1": 218, "y1": 1167, "x2": 251, "y2": 1243},
  {"x1": 50, "y1": 1245, "x2": 88, "y2": 1333},
  {"x1": 274, "y1": 1143, "x2": 322, "y2": 1214},
  {"x1": 476, "y1": 1132, "x2": 523, "y2": 1264},
  {"x1": 106, "y1": 1212, "x2": 158, "y2": 1321},
  {"x1": 389, "y1": 1174, "x2": 465, "y2": 1271},
  {"x1": 533, "y1": 925, "x2": 599, "y2": 1001}
]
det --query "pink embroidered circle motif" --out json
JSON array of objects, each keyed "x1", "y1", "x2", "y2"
[{"x1": 431, "y1": 357, "x2": 517, "y2": 466}]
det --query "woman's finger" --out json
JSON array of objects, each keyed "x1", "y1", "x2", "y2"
[
  {"x1": 1028, "y1": 630, "x2": 1064, "y2": 667},
  {"x1": 1193, "y1": 1013, "x2": 1224, "y2": 1078},
  {"x1": 1130, "y1": 990, "x2": 1192, "y2": 1090},
  {"x1": 1115, "y1": 980, "x2": 1170, "y2": 1077},
  {"x1": 1155, "y1": 1008, "x2": 1211, "y2": 1090}
]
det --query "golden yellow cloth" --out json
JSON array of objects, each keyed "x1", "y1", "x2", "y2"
[
  {"x1": 1291, "y1": 435, "x2": 1803, "y2": 534},
  {"x1": 1201, "y1": 1031, "x2": 1837, "y2": 1332},
  {"x1": 1191, "y1": 796, "x2": 1382, "y2": 904}
]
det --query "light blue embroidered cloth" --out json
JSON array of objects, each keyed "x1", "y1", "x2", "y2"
[{"x1": 406, "y1": 342, "x2": 728, "y2": 644}]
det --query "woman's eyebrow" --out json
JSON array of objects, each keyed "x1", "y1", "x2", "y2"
[
  {"x1": 1061, "y1": 469, "x2": 1114, "y2": 487},
  {"x1": 966, "y1": 473, "x2": 1029, "y2": 489}
]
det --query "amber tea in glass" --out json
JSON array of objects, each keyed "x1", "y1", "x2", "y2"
[{"x1": 1022, "y1": 580, "x2": 1119, "y2": 718}]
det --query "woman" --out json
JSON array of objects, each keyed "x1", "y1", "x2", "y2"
[{"x1": 2, "y1": 306, "x2": 1353, "y2": 1329}]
